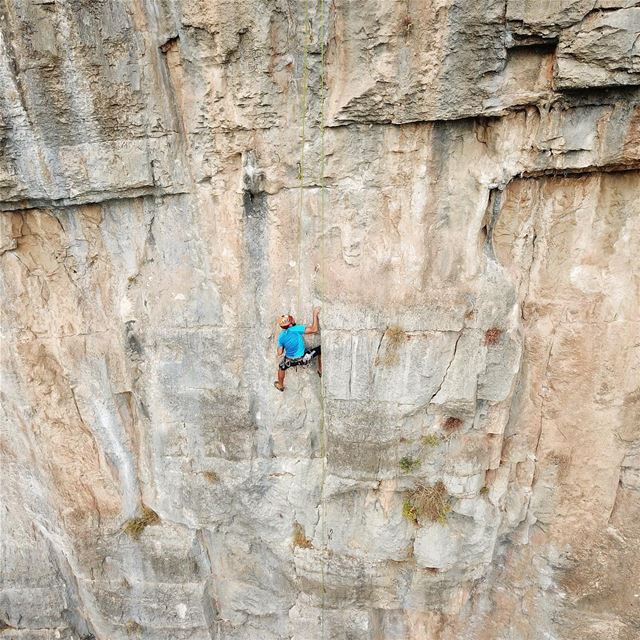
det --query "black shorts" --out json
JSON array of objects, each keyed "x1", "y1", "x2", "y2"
[{"x1": 279, "y1": 345, "x2": 321, "y2": 371}]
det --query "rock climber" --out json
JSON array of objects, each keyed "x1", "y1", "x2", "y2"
[{"x1": 274, "y1": 307, "x2": 322, "y2": 392}]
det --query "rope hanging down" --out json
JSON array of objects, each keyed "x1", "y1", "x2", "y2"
[
  {"x1": 297, "y1": 1, "x2": 329, "y2": 636},
  {"x1": 316, "y1": 0, "x2": 328, "y2": 637},
  {"x1": 296, "y1": 0, "x2": 310, "y2": 316}
]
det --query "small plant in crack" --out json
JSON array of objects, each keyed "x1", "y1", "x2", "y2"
[
  {"x1": 292, "y1": 521, "x2": 313, "y2": 549},
  {"x1": 421, "y1": 434, "x2": 442, "y2": 448},
  {"x1": 202, "y1": 471, "x2": 220, "y2": 483},
  {"x1": 484, "y1": 327, "x2": 502, "y2": 345},
  {"x1": 402, "y1": 498, "x2": 418, "y2": 524},
  {"x1": 401, "y1": 15, "x2": 414, "y2": 36},
  {"x1": 442, "y1": 416, "x2": 463, "y2": 433},
  {"x1": 479, "y1": 486, "x2": 489, "y2": 496},
  {"x1": 405, "y1": 481, "x2": 452, "y2": 525},
  {"x1": 399, "y1": 456, "x2": 421, "y2": 473},
  {"x1": 123, "y1": 504, "x2": 160, "y2": 540},
  {"x1": 125, "y1": 620, "x2": 143, "y2": 636},
  {"x1": 375, "y1": 325, "x2": 406, "y2": 367}
]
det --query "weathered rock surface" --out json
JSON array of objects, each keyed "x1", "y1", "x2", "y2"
[{"x1": 1, "y1": 1, "x2": 639, "y2": 639}]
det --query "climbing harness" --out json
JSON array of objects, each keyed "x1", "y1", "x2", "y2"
[{"x1": 278, "y1": 346, "x2": 322, "y2": 371}]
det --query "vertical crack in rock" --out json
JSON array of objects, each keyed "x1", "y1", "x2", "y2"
[
  {"x1": 520, "y1": 226, "x2": 538, "y2": 321},
  {"x1": 195, "y1": 529, "x2": 222, "y2": 639},
  {"x1": 429, "y1": 330, "x2": 463, "y2": 405},
  {"x1": 241, "y1": 150, "x2": 268, "y2": 458},
  {"x1": 606, "y1": 475, "x2": 625, "y2": 525},
  {"x1": 531, "y1": 326, "x2": 558, "y2": 490},
  {"x1": 483, "y1": 186, "x2": 504, "y2": 260},
  {"x1": 156, "y1": 26, "x2": 186, "y2": 137}
]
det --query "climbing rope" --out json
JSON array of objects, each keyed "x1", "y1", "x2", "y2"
[
  {"x1": 296, "y1": 0, "x2": 310, "y2": 316},
  {"x1": 316, "y1": 0, "x2": 328, "y2": 637},
  {"x1": 297, "y1": 2, "x2": 329, "y2": 635}
]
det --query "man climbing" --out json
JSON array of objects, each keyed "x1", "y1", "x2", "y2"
[{"x1": 274, "y1": 307, "x2": 321, "y2": 391}]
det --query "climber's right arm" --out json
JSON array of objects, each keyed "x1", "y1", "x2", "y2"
[{"x1": 304, "y1": 307, "x2": 320, "y2": 334}]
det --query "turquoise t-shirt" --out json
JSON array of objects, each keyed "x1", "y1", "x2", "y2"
[{"x1": 278, "y1": 325, "x2": 306, "y2": 358}]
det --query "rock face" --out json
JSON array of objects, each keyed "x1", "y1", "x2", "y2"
[{"x1": 1, "y1": 2, "x2": 639, "y2": 639}]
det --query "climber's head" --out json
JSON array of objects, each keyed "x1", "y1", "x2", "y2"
[{"x1": 278, "y1": 314, "x2": 294, "y2": 329}]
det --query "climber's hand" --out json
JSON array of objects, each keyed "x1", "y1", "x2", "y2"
[{"x1": 305, "y1": 308, "x2": 321, "y2": 334}]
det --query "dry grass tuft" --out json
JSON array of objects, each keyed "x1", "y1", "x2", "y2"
[
  {"x1": 421, "y1": 434, "x2": 441, "y2": 448},
  {"x1": 399, "y1": 456, "x2": 421, "y2": 473},
  {"x1": 292, "y1": 521, "x2": 313, "y2": 549},
  {"x1": 375, "y1": 325, "x2": 406, "y2": 367},
  {"x1": 547, "y1": 452, "x2": 570, "y2": 466},
  {"x1": 407, "y1": 481, "x2": 451, "y2": 524},
  {"x1": 547, "y1": 452, "x2": 571, "y2": 481},
  {"x1": 443, "y1": 416, "x2": 463, "y2": 433},
  {"x1": 123, "y1": 505, "x2": 160, "y2": 540},
  {"x1": 202, "y1": 471, "x2": 220, "y2": 483},
  {"x1": 125, "y1": 620, "x2": 143, "y2": 636},
  {"x1": 484, "y1": 328, "x2": 502, "y2": 345},
  {"x1": 386, "y1": 325, "x2": 405, "y2": 346}
]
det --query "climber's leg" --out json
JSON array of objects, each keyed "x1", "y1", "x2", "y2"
[
  {"x1": 277, "y1": 367, "x2": 286, "y2": 386},
  {"x1": 275, "y1": 358, "x2": 289, "y2": 391}
]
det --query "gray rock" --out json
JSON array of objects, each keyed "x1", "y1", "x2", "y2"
[{"x1": 1, "y1": 1, "x2": 640, "y2": 639}]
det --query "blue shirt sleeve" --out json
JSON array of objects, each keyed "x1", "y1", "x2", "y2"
[
  {"x1": 278, "y1": 333, "x2": 285, "y2": 347},
  {"x1": 290, "y1": 325, "x2": 305, "y2": 334}
]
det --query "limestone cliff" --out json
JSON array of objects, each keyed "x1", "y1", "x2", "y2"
[{"x1": 1, "y1": 1, "x2": 639, "y2": 639}]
